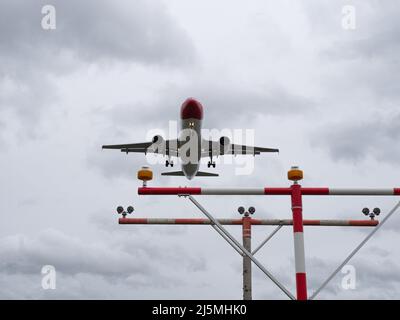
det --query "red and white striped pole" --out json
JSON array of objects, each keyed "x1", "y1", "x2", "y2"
[
  {"x1": 242, "y1": 213, "x2": 252, "y2": 300},
  {"x1": 288, "y1": 166, "x2": 307, "y2": 300}
]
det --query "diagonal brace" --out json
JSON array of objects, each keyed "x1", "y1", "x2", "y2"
[
  {"x1": 185, "y1": 194, "x2": 295, "y2": 300},
  {"x1": 310, "y1": 200, "x2": 400, "y2": 300},
  {"x1": 252, "y1": 225, "x2": 283, "y2": 255}
]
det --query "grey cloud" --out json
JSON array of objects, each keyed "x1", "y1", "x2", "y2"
[
  {"x1": 352, "y1": 257, "x2": 400, "y2": 297},
  {"x1": 96, "y1": 82, "x2": 314, "y2": 131},
  {"x1": 0, "y1": 229, "x2": 151, "y2": 277},
  {"x1": 320, "y1": 0, "x2": 400, "y2": 61},
  {"x1": 0, "y1": 227, "x2": 208, "y2": 298},
  {"x1": 191, "y1": 85, "x2": 314, "y2": 128},
  {"x1": 0, "y1": 0, "x2": 194, "y2": 74},
  {"x1": 87, "y1": 148, "x2": 150, "y2": 180},
  {"x1": 308, "y1": 0, "x2": 400, "y2": 102},
  {"x1": 311, "y1": 112, "x2": 400, "y2": 163},
  {"x1": 0, "y1": 228, "x2": 205, "y2": 278},
  {"x1": 365, "y1": 246, "x2": 391, "y2": 258},
  {"x1": 0, "y1": 0, "x2": 195, "y2": 137},
  {"x1": 0, "y1": 272, "x2": 182, "y2": 299},
  {"x1": 306, "y1": 254, "x2": 400, "y2": 299}
]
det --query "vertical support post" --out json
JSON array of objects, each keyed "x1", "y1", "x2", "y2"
[
  {"x1": 289, "y1": 167, "x2": 308, "y2": 300},
  {"x1": 242, "y1": 214, "x2": 252, "y2": 300}
]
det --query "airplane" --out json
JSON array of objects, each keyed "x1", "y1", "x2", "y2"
[{"x1": 102, "y1": 98, "x2": 279, "y2": 180}]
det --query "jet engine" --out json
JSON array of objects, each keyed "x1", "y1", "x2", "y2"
[
  {"x1": 219, "y1": 136, "x2": 231, "y2": 147},
  {"x1": 152, "y1": 135, "x2": 164, "y2": 145}
]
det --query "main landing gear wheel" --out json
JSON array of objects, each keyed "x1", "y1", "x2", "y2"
[
  {"x1": 207, "y1": 161, "x2": 216, "y2": 168},
  {"x1": 165, "y1": 160, "x2": 174, "y2": 167}
]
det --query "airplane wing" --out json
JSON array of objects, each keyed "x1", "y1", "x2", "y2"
[
  {"x1": 102, "y1": 140, "x2": 180, "y2": 156},
  {"x1": 103, "y1": 139, "x2": 278, "y2": 157},
  {"x1": 102, "y1": 142, "x2": 153, "y2": 150},
  {"x1": 201, "y1": 140, "x2": 279, "y2": 157}
]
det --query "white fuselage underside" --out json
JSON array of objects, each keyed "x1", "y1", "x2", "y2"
[{"x1": 180, "y1": 118, "x2": 202, "y2": 180}]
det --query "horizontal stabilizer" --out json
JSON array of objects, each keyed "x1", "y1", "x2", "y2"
[
  {"x1": 161, "y1": 171, "x2": 185, "y2": 176},
  {"x1": 161, "y1": 171, "x2": 218, "y2": 177},
  {"x1": 195, "y1": 171, "x2": 219, "y2": 177}
]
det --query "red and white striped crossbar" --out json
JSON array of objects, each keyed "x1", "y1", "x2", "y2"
[
  {"x1": 119, "y1": 218, "x2": 378, "y2": 226},
  {"x1": 138, "y1": 187, "x2": 400, "y2": 195}
]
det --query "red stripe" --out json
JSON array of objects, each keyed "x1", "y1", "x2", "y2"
[
  {"x1": 119, "y1": 218, "x2": 148, "y2": 224},
  {"x1": 394, "y1": 188, "x2": 400, "y2": 195},
  {"x1": 291, "y1": 184, "x2": 304, "y2": 232},
  {"x1": 301, "y1": 188, "x2": 330, "y2": 195},
  {"x1": 303, "y1": 220, "x2": 321, "y2": 225},
  {"x1": 349, "y1": 220, "x2": 378, "y2": 226},
  {"x1": 296, "y1": 273, "x2": 307, "y2": 300},
  {"x1": 264, "y1": 188, "x2": 292, "y2": 195},
  {"x1": 293, "y1": 211, "x2": 303, "y2": 232},
  {"x1": 242, "y1": 217, "x2": 252, "y2": 237},
  {"x1": 138, "y1": 187, "x2": 202, "y2": 195}
]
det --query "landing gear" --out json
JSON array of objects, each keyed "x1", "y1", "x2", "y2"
[
  {"x1": 207, "y1": 145, "x2": 216, "y2": 168},
  {"x1": 165, "y1": 159, "x2": 174, "y2": 167}
]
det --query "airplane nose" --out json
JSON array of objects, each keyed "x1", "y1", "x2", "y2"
[{"x1": 181, "y1": 98, "x2": 203, "y2": 120}]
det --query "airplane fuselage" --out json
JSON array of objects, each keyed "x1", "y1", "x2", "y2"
[{"x1": 179, "y1": 98, "x2": 203, "y2": 179}]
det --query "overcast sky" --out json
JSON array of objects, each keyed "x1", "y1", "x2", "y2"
[{"x1": 1, "y1": 0, "x2": 400, "y2": 299}]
